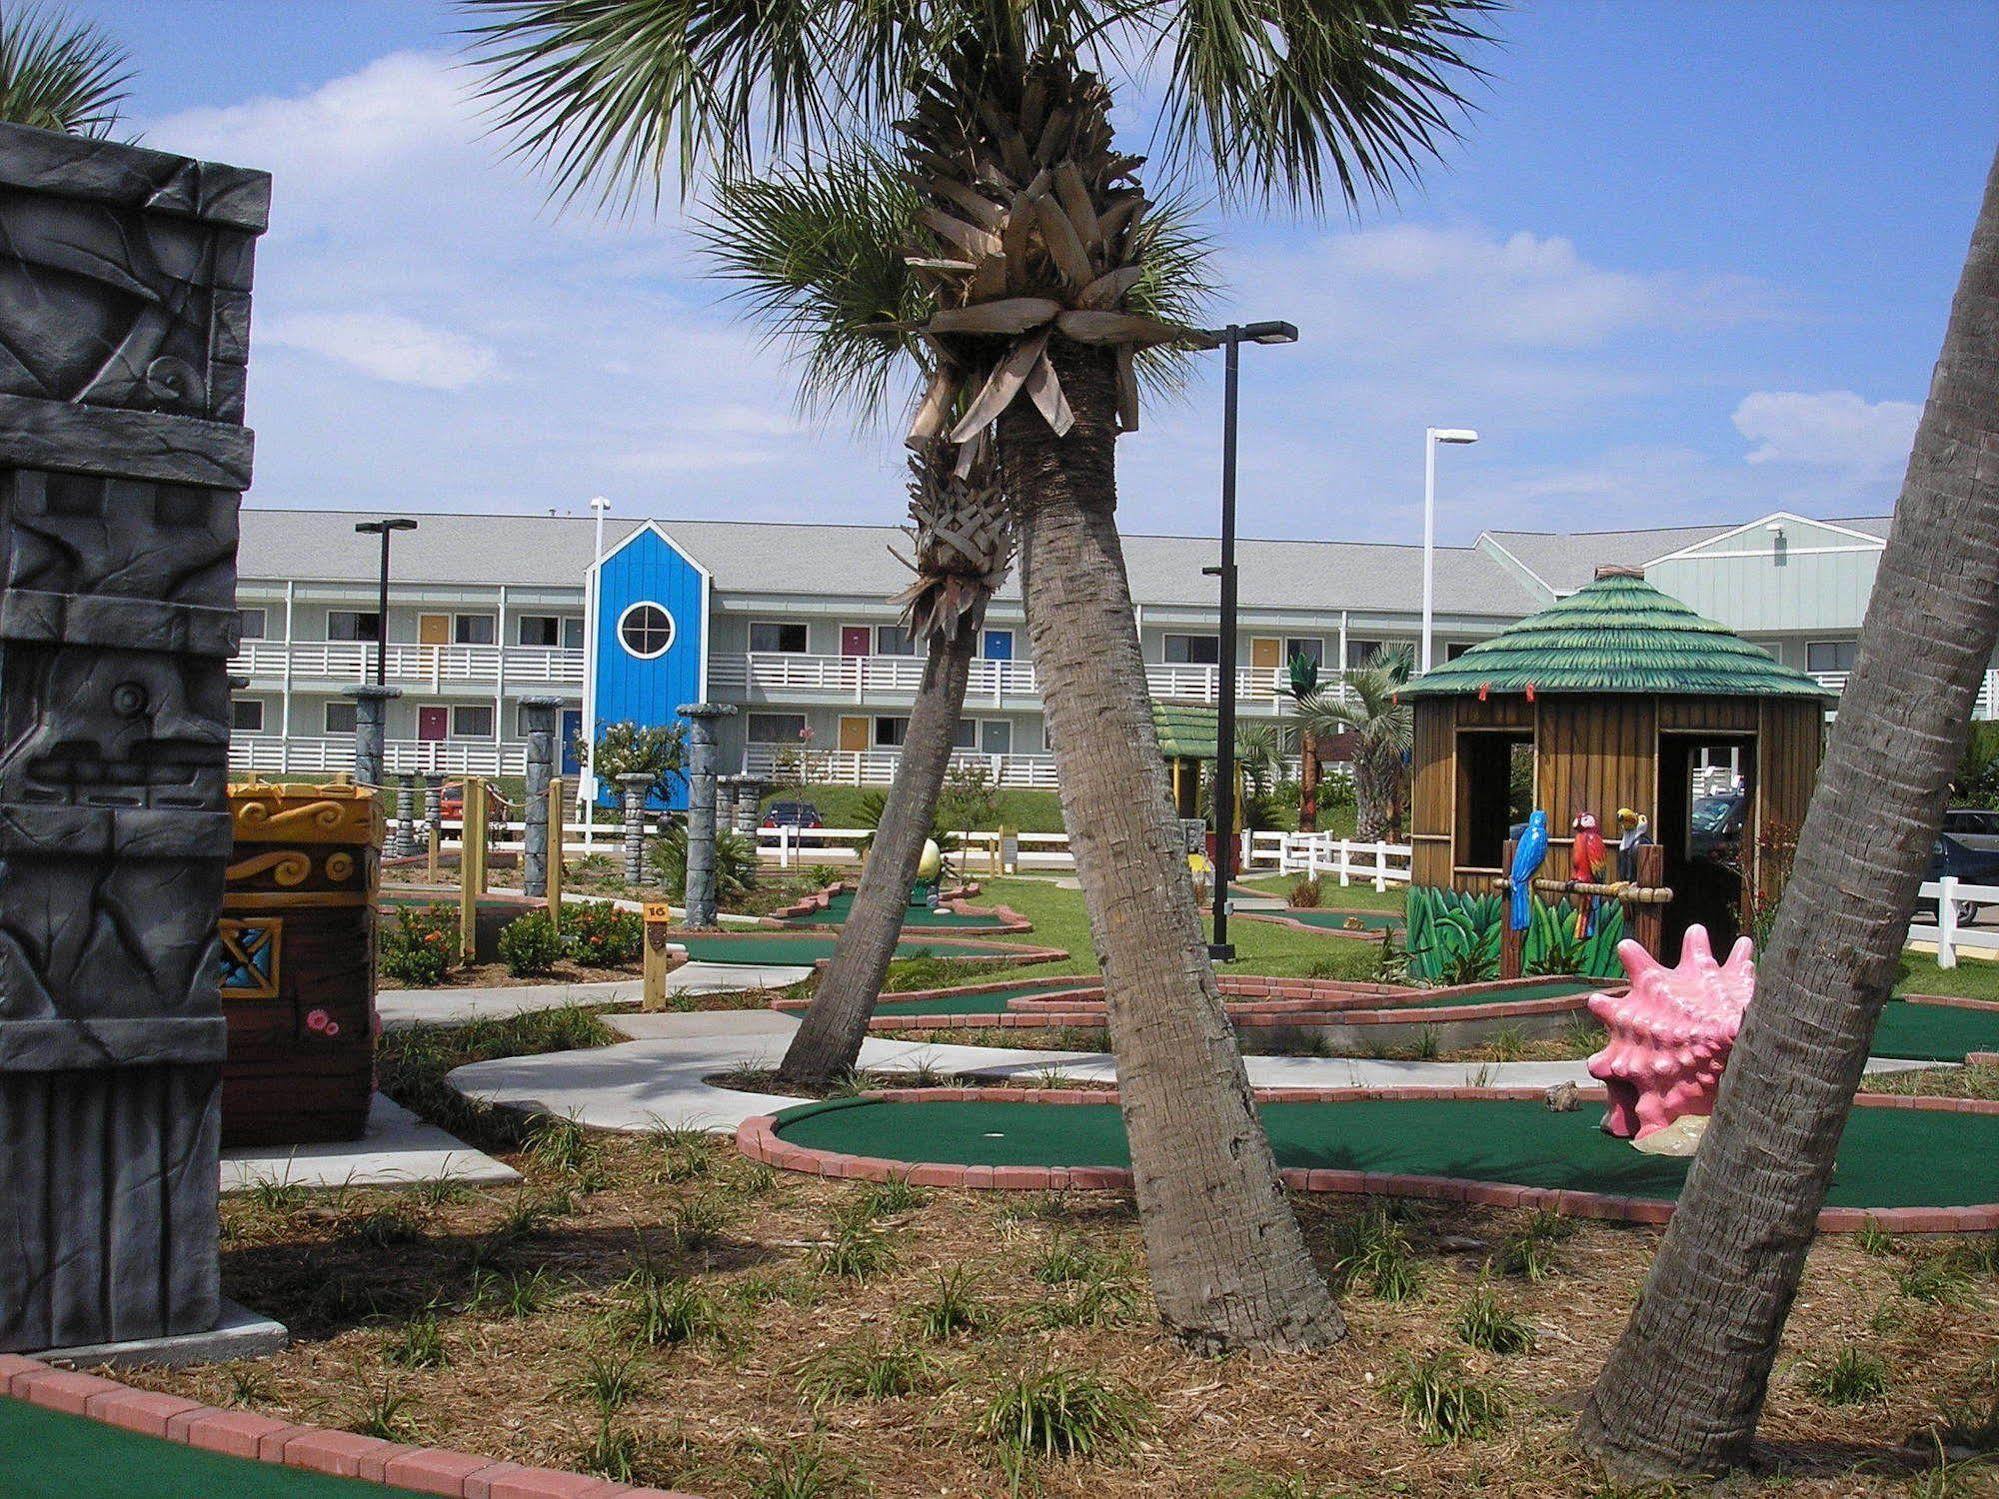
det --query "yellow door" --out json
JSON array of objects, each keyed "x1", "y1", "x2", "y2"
[
  {"x1": 1250, "y1": 637, "x2": 1282, "y2": 670},
  {"x1": 837, "y1": 716, "x2": 869, "y2": 752},
  {"x1": 418, "y1": 614, "x2": 450, "y2": 646}
]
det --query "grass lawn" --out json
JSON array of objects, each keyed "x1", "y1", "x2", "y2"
[
  {"x1": 1895, "y1": 951, "x2": 1999, "y2": 1001},
  {"x1": 762, "y1": 784, "x2": 1071, "y2": 833}
]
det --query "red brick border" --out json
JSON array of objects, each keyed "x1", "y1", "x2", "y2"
[
  {"x1": 0, "y1": 1356, "x2": 701, "y2": 1497},
  {"x1": 764, "y1": 879, "x2": 1033, "y2": 934},
  {"x1": 735, "y1": 1087, "x2": 1999, "y2": 1233},
  {"x1": 1238, "y1": 908, "x2": 1403, "y2": 941}
]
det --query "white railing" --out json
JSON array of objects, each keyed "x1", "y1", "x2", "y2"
[
  {"x1": 1814, "y1": 668, "x2": 1998, "y2": 719},
  {"x1": 230, "y1": 641, "x2": 585, "y2": 687},
  {"x1": 1264, "y1": 830, "x2": 1412, "y2": 891},
  {"x1": 742, "y1": 744, "x2": 1059, "y2": 789},
  {"x1": 229, "y1": 735, "x2": 529, "y2": 777},
  {"x1": 1910, "y1": 878, "x2": 1999, "y2": 969},
  {"x1": 757, "y1": 824, "x2": 1076, "y2": 871},
  {"x1": 709, "y1": 653, "x2": 1337, "y2": 708}
]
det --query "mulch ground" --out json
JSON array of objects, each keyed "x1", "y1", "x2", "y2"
[{"x1": 114, "y1": 1095, "x2": 1999, "y2": 1497}]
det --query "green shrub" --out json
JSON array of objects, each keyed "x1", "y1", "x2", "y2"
[
  {"x1": 1801, "y1": 1346, "x2": 1889, "y2": 1405},
  {"x1": 649, "y1": 822, "x2": 759, "y2": 904},
  {"x1": 381, "y1": 904, "x2": 458, "y2": 987},
  {"x1": 498, "y1": 910, "x2": 566, "y2": 977},
  {"x1": 1393, "y1": 1351, "x2": 1507, "y2": 1444},
  {"x1": 1289, "y1": 877, "x2": 1323, "y2": 908},
  {"x1": 564, "y1": 902, "x2": 643, "y2": 967},
  {"x1": 978, "y1": 1368, "x2": 1147, "y2": 1461},
  {"x1": 793, "y1": 1337, "x2": 940, "y2": 1409},
  {"x1": 1330, "y1": 1204, "x2": 1422, "y2": 1302}
]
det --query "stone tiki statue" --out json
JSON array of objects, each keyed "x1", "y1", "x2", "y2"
[{"x1": 0, "y1": 124, "x2": 270, "y2": 1352}]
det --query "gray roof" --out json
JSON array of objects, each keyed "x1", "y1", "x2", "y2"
[
  {"x1": 1482, "y1": 513, "x2": 1892, "y2": 595},
  {"x1": 238, "y1": 507, "x2": 1544, "y2": 617}
]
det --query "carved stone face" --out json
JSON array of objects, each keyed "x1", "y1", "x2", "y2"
[
  {"x1": 3, "y1": 646, "x2": 227, "y2": 810},
  {"x1": 4, "y1": 472, "x2": 236, "y2": 608}
]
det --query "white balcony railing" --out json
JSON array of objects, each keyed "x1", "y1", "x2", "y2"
[
  {"x1": 229, "y1": 735, "x2": 529, "y2": 777},
  {"x1": 1813, "y1": 668, "x2": 1998, "y2": 719},
  {"x1": 230, "y1": 640, "x2": 585, "y2": 688},
  {"x1": 712, "y1": 652, "x2": 1320, "y2": 707},
  {"x1": 741, "y1": 743, "x2": 1057, "y2": 789}
]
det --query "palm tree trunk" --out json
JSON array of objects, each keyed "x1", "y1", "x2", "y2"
[
  {"x1": 1578, "y1": 148, "x2": 1999, "y2": 1480},
  {"x1": 777, "y1": 621, "x2": 979, "y2": 1086},
  {"x1": 1298, "y1": 728, "x2": 1319, "y2": 833},
  {"x1": 1001, "y1": 338, "x2": 1343, "y2": 1354}
]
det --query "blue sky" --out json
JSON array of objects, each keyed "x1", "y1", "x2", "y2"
[{"x1": 71, "y1": 0, "x2": 1997, "y2": 545}]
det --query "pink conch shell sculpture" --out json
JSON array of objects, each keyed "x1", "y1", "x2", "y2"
[{"x1": 1586, "y1": 925, "x2": 1754, "y2": 1141}]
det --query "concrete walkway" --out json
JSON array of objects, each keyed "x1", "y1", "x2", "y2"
[
  {"x1": 378, "y1": 961, "x2": 812, "y2": 1027},
  {"x1": 445, "y1": 1002, "x2": 1942, "y2": 1136},
  {"x1": 220, "y1": 1094, "x2": 519, "y2": 1193}
]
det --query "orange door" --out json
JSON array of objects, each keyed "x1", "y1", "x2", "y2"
[
  {"x1": 418, "y1": 614, "x2": 450, "y2": 646},
  {"x1": 837, "y1": 716, "x2": 869, "y2": 752},
  {"x1": 1250, "y1": 637, "x2": 1282, "y2": 671}
]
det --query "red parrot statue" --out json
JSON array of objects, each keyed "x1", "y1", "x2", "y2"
[{"x1": 1571, "y1": 811, "x2": 1610, "y2": 938}]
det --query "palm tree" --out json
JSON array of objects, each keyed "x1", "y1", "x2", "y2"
[
  {"x1": 695, "y1": 153, "x2": 1209, "y2": 1088},
  {"x1": 464, "y1": 0, "x2": 1492, "y2": 1355},
  {"x1": 1297, "y1": 643, "x2": 1414, "y2": 841},
  {"x1": 1578, "y1": 148, "x2": 1999, "y2": 1481},
  {"x1": 1287, "y1": 650, "x2": 1323, "y2": 831},
  {"x1": 0, "y1": 3, "x2": 130, "y2": 135}
]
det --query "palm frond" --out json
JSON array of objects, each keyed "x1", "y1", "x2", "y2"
[
  {"x1": 0, "y1": 2, "x2": 130, "y2": 138},
  {"x1": 693, "y1": 148, "x2": 929, "y2": 423},
  {"x1": 1296, "y1": 642, "x2": 1414, "y2": 750},
  {"x1": 1142, "y1": 0, "x2": 1498, "y2": 211},
  {"x1": 1126, "y1": 193, "x2": 1223, "y2": 393}
]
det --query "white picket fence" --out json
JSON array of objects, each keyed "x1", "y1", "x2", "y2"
[
  {"x1": 1260, "y1": 830, "x2": 1413, "y2": 890},
  {"x1": 1909, "y1": 878, "x2": 1999, "y2": 969},
  {"x1": 757, "y1": 825, "x2": 1078, "y2": 871}
]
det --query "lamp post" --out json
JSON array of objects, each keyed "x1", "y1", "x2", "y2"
[
  {"x1": 353, "y1": 518, "x2": 417, "y2": 685},
  {"x1": 1420, "y1": 428, "x2": 1478, "y2": 674},
  {"x1": 581, "y1": 495, "x2": 611, "y2": 801},
  {"x1": 1198, "y1": 320, "x2": 1299, "y2": 962}
]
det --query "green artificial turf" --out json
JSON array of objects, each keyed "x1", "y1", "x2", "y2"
[
  {"x1": 774, "y1": 1095, "x2": 1999, "y2": 1209},
  {"x1": 1870, "y1": 998, "x2": 1999, "y2": 1062},
  {"x1": 850, "y1": 975, "x2": 1599, "y2": 1021},
  {"x1": 781, "y1": 890, "x2": 1011, "y2": 930},
  {"x1": 0, "y1": 1400, "x2": 420, "y2": 1499},
  {"x1": 673, "y1": 932, "x2": 1031, "y2": 966},
  {"x1": 1256, "y1": 908, "x2": 1404, "y2": 933}
]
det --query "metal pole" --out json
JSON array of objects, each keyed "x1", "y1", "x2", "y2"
[
  {"x1": 375, "y1": 524, "x2": 391, "y2": 686},
  {"x1": 1422, "y1": 430, "x2": 1437, "y2": 675},
  {"x1": 1212, "y1": 325, "x2": 1241, "y2": 961}
]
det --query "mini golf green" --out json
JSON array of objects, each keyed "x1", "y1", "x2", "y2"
[
  {"x1": 770, "y1": 1095, "x2": 1999, "y2": 1210},
  {"x1": 1872, "y1": 998, "x2": 1999, "y2": 1062},
  {"x1": 1257, "y1": 908, "x2": 1404, "y2": 934},
  {"x1": 781, "y1": 890, "x2": 1012, "y2": 929},
  {"x1": 0, "y1": 1400, "x2": 420, "y2": 1499},
  {"x1": 672, "y1": 932, "x2": 1035, "y2": 966},
  {"x1": 868, "y1": 980, "x2": 1097, "y2": 1017}
]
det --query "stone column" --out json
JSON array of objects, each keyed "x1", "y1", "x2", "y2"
[
  {"x1": 345, "y1": 683, "x2": 400, "y2": 789},
  {"x1": 733, "y1": 776, "x2": 771, "y2": 835},
  {"x1": 618, "y1": 772, "x2": 653, "y2": 887},
  {"x1": 0, "y1": 124, "x2": 271, "y2": 1353},
  {"x1": 392, "y1": 776, "x2": 415, "y2": 860},
  {"x1": 519, "y1": 695, "x2": 563, "y2": 900},
  {"x1": 714, "y1": 775, "x2": 740, "y2": 839},
  {"x1": 677, "y1": 703, "x2": 738, "y2": 929}
]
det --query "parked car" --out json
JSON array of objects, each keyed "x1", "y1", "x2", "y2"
[
  {"x1": 1941, "y1": 807, "x2": 1999, "y2": 855},
  {"x1": 1920, "y1": 832, "x2": 1999, "y2": 926},
  {"x1": 1688, "y1": 787, "x2": 1747, "y2": 861},
  {"x1": 760, "y1": 800, "x2": 824, "y2": 831}
]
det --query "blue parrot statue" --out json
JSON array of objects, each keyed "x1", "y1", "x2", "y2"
[{"x1": 1509, "y1": 810, "x2": 1549, "y2": 932}]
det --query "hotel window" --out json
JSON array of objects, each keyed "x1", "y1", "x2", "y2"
[
  {"x1": 980, "y1": 720, "x2": 1013, "y2": 755},
  {"x1": 324, "y1": 701, "x2": 358, "y2": 734},
  {"x1": 1446, "y1": 641, "x2": 1475, "y2": 661},
  {"x1": 1807, "y1": 640, "x2": 1858, "y2": 674},
  {"x1": 238, "y1": 607, "x2": 267, "y2": 641},
  {"x1": 1345, "y1": 638, "x2": 1385, "y2": 667},
  {"x1": 452, "y1": 705, "x2": 495, "y2": 738},
  {"x1": 747, "y1": 713, "x2": 806, "y2": 742},
  {"x1": 875, "y1": 716, "x2": 909, "y2": 748},
  {"x1": 875, "y1": 625, "x2": 918, "y2": 656},
  {"x1": 1163, "y1": 634, "x2": 1220, "y2": 665},
  {"x1": 516, "y1": 614, "x2": 582, "y2": 648},
  {"x1": 455, "y1": 613, "x2": 496, "y2": 646},
  {"x1": 617, "y1": 602, "x2": 675, "y2": 659},
  {"x1": 952, "y1": 720, "x2": 977, "y2": 750},
  {"x1": 1284, "y1": 637, "x2": 1323, "y2": 668},
  {"x1": 749, "y1": 621, "x2": 808, "y2": 653},
  {"x1": 327, "y1": 610, "x2": 380, "y2": 642},
  {"x1": 231, "y1": 699, "x2": 264, "y2": 733}
]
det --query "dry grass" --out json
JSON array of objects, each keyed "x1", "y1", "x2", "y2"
[{"x1": 120, "y1": 1121, "x2": 1999, "y2": 1497}]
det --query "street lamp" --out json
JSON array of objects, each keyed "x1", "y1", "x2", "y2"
[
  {"x1": 1198, "y1": 320, "x2": 1299, "y2": 961},
  {"x1": 353, "y1": 518, "x2": 417, "y2": 685},
  {"x1": 1421, "y1": 428, "x2": 1479, "y2": 674},
  {"x1": 581, "y1": 495, "x2": 612, "y2": 800}
]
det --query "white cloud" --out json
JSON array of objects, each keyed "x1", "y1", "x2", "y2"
[
  {"x1": 1732, "y1": 390, "x2": 1920, "y2": 472},
  {"x1": 262, "y1": 311, "x2": 501, "y2": 389}
]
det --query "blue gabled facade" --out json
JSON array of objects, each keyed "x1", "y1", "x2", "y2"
[{"x1": 588, "y1": 523, "x2": 709, "y2": 809}]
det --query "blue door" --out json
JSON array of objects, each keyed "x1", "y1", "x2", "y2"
[
  {"x1": 560, "y1": 710, "x2": 583, "y2": 774},
  {"x1": 983, "y1": 628, "x2": 1014, "y2": 661}
]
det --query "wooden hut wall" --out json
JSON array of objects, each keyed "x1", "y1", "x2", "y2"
[
  {"x1": 1755, "y1": 697, "x2": 1826, "y2": 870},
  {"x1": 1410, "y1": 700, "x2": 1456, "y2": 888},
  {"x1": 1533, "y1": 696, "x2": 1658, "y2": 857}
]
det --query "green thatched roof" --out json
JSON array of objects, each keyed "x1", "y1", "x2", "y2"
[
  {"x1": 1401, "y1": 569, "x2": 1832, "y2": 701},
  {"x1": 1153, "y1": 703, "x2": 1220, "y2": 760}
]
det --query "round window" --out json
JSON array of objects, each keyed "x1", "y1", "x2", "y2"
[{"x1": 617, "y1": 601, "x2": 676, "y2": 660}]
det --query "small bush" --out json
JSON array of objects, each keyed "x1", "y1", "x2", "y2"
[
  {"x1": 580, "y1": 1420, "x2": 642, "y2": 1483},
  {"x1": 565, "y1": 902, "x2": 643, "y2": 967},
  {"x1": 1331, "y1": 1205, "x2": 1422, "y2": 1302},
  {"x1": 498, "y1": 910, "x2": 567, "y2": 977},
  {"x1": 909, "y1": 1267, "x2": 984, "y2": 1339},
  {"x1": 381, "y1": 904, "x2": 457, "y2": 987},
  {"x1": 1494, "y1": 1209, "x2": 1575, "y2": 1282},
  {"x1": 1394, "y1": 1351, "x2": 1507, "y2": 1445},
  {"x1": 815, "y1": 1221, "x2": 896, "y2": 1281},
  {"x1": 1801, "y1": 1346, "x2": 1889, "y2": 1405},
  {"x1": 1289, "y1": 877, "x2": 1323, "y2": 908},
  {"x1": 650, "y1": 823, "x2": 758, "y2": 904},
  {"x1": 383, "y1": 1312, "x2": 448, "y2": 1370},
  {"x1": 1454, "y1": 1286, "x2": 1534, "y2": 1355},
  {"x1": 572, "y1": 1353, "x2": 647, "y2": 1415},
  {"x1": 614, "y1": 1269, "x2": 725, "y2": 1347},
  {"x1": 741, "y1": 1440, "x2": 861, "y2": 1499},
  {"x1": 793, "y1": 1338, "x2": 940, "y2": 1409},
  {"x1": 978, "y1": 1368, "x2": 1147, "y2": 1461},
  {"x1": 668, "y1": 1195, "x2": 730, "y2": 1253},
  {"x1": 526, "y1": 1113, "x2": 595, "y2": 1175},
  {"x1": 349, "y1": 1384, "x2": 417, "y2": 1442},
  {"x1": 1031, "y1": 1271, "x2": 1140, "y2": 1329},
  {"x1": 1898, "y1": 1253, "x2": 1974, "y2": 1305}
]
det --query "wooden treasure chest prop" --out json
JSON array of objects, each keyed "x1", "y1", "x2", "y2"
[{"x1": 221, "y1": 780, "x2": 383, "y2": 1146}]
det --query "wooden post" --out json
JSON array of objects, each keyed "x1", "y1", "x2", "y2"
[
  {"x1": 546, "y1": 775, "x2": 565, "y2": 932},
  {"x1": 1499, "y1": 838, "x2": 1524, "y2": 981},
  {"x1": 459, "y1": 775, "x2": 489, "y2": 966},
  {"x1": 1632, "y1": 842, "x2": 1667, "y2": 961},
  {"x1": 642, "y1": 901, "x2": 675, "y2": 1011}
]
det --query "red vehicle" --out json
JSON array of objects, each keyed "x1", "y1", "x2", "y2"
[{"x1": 760, "y1": 800, "x2": 824, "y2": 831}]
